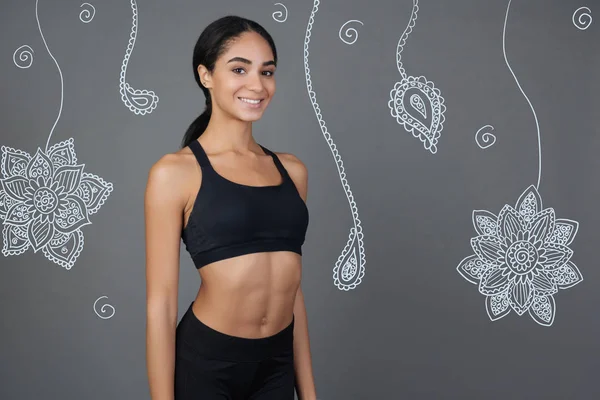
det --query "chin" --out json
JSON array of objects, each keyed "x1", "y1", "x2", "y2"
[{"x1": 234, "y1": 112, "x2": 263, "y2": 122}]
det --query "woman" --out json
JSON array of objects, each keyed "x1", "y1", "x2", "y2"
[{"x1": 144, "y1": 15, "x2": 316, "y2": 400}]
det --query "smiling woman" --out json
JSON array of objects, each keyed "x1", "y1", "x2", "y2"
[{"x1": 144, "y1": 15, "x2": 316, "y2": 400}]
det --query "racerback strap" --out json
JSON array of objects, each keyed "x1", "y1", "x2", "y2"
[
  {"x1": 259, "y1": 144, "x2": 290, "y2": 180},
  {"x1": 189, "y1": 140, "x2": 212, "y2": 168}
]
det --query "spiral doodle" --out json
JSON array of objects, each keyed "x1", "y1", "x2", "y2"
[
  {"x1": 13, "y1": 45, "x2": 34, "y2": 69},
  {"x1": 338, "y1": 20, "x2": 364, "y2": 45},
  {"x1": 79, "y1": 3, "x2": 95, "y2": 23},
  {"x1": 93, "y1": 296, "x2": 116, "y2": 319},
  {"x1": 572, "y1": 6, "x2": 592, "y2": 30},
  {"x1": 475, "y1": 125, "x2": 496, "y2": 149},
  {"x1": 272, "y1": 3, "x2": 288, "y2": 23}
]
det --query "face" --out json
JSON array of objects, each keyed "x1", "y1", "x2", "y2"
[{"x1": 199, "y1": 31, "x2": 276, "y2": 122}]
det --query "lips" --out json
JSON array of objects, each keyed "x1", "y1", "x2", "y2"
[
  {"x1": 238, "y1": 97, "x2": 263, "y2": 104},
  {"x1": 238, "y1": 97, "x2": 264, "y2": 109}
]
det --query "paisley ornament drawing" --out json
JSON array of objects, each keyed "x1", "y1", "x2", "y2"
[
  {"x1": 304, "y1": 0, "x2": 365, "y2": 290},
  {"x1": 388, "y1": 0, "x2": 446, "y2": 154},
  {"x1": 119, "y1": 0, "x2": 159, "y2": 115}
]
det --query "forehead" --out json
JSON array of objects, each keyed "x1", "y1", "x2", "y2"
[{"x1": 220, "y1": 31, "x2": 274, "y2": 61}]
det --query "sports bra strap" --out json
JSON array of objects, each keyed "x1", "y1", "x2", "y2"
[
  {"x1": 259, "y1": 145, "x2": 290, "y2": 179},
  {"x1": 189, "y1": 140, "x2": 212, "y2": 168}
]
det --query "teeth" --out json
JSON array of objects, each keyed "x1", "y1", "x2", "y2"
[{"x1": 240, "y1": 98, "x2": 261, "y2": 104}]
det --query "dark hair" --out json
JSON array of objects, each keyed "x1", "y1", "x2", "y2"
[{"x1": 181, "y1": 15, "x2": 278, "y2": 148}]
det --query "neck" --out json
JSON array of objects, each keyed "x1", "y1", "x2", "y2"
[{"x1": 201, "y1": 107, "x2": 256, "y2": 152}]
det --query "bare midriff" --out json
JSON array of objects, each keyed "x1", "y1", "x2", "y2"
[{"x1": 191, "y1": 251, "x2": 301, "y2": 339}]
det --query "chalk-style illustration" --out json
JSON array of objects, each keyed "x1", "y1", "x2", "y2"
[
  {"x1": 338, "y1": 20, "x2": 363, "y2": 45},
  {"x1": 13, "y1": 45, "x2": 34, "y2": 69},
  {"x1": 1, "y1": 0, "x2": 113, "y2": 269},
  {"x1": 388, "y1": 0, "x2": 446, "y2": 154},
  {"x1": 120, "y1": 0, "x2": 159, "y2": 115},
  {"x1": 272, "y1": 3, "x2": 288, "y2": 23},
  {"x1": 573, "y1": 7, "x2": 592, "y2": 30},
  {"x1": 79, "y1": 3, "x2": 95, "y2": 23},
  {"x1": 304, "y1": 0, "x2": 365, "y2": 291},
  {"x1": 457, "y1": 186, "x2": 581, "y2": 326},
  {"x1": 475, "y1": 125, "x2": 496, "y2": 149},
  {"x1": 456, "y1": 0, "x2": 582, "y2": 327},
  {"x1": 94, "y1": 295, "x2": 115, "y2": 319}
]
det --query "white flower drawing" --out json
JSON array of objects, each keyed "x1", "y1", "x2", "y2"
[
  {"x1": 0, "y1": 138, "x2": 113, "y2": 269},
  {"x1": 457, "y1": 185, "x2": 582, "y2": 326}
]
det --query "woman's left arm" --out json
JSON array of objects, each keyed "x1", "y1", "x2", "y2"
[
  {"x1": 293, "y1": 286, "x2": 317, "y2": 400},
  {"x1": 280, "y1": 152, "x2": 317, "y2": 400}
]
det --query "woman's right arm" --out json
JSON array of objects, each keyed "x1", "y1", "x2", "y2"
[{"x1": 144, "y1": 155, "x2": 186, "y2": 400}]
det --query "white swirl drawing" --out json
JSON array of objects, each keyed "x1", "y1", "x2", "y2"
[
  {"x1": 457, "y1": 186, "x2": 581, "y2": 326},
  {"x1": 475, "y1": 125, "x2": 496, "y2": 149},
  {"x1": 572, "y1": 6, "x2": 592, "y2": 30},
  {"x1": 120, "y1": 0, "x2": 159, "y2": 115},
  {"x1": 1, "y1": 0, "x2": 113, "y2": 270},
  {"x1": 79, "y1": 3, "x2": 95, "y2": 23},
  {"x1": 94, "y1": 296, "x2": 116, "y2": 319},
  {"x1": 388, "y1": 0, "x2": 446, "y2": 154},
  {"x1": 13, "y1": 45, "x2": 34, "y2": 69},
  {"x1": 305, "y1": 0, "x2": 366, "y2": 291},
  {"x1": 456, "y1": 0, "x2": 582, "y2": 327},
  {"x1": 338, "y1": 20, "x2": 363, "y2": 45},
  {"x1": 272, "y1": 3, "x2": 288, "y2": 23}
]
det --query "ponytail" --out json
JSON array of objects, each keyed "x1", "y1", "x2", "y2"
[{"x1": 181, "y1": 95, "x2": 212, "y2": 148}]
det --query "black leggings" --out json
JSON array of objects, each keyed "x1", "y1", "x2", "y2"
[{"x1": 174, "y1": 302, "x2": 296, "y2": 399}]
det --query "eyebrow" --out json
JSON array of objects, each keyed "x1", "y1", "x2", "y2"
[{"x1": 226, "y1": 57, "x2": 276, "y2": 67}]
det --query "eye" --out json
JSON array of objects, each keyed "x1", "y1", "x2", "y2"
[
  {"x1": 232, "y1": 67, "x2": 246, "y2": 74},
  {"x1": 263, "y1": 70, "x2": 275, "y2": 77}
]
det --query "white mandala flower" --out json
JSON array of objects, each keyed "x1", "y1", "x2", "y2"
[
  {"x1": 0, "y1": 139, "x2": 113, "y2": 269},
  {"x1": 457, "y1": 185, "x2": 582, "y2": 326}
]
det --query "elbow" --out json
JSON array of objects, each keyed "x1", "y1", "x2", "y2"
[{"x1": 146, "y1": 295, "x2": 178, "y2": 327}]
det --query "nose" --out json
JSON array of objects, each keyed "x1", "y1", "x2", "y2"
[{"x1": 245, "y1": 73, "x2": 264, "y2": 92}]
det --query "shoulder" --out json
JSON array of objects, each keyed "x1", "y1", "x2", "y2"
[
  {"x1": 276, "y1": 152, "x2": 307, "y2": 177},
  {"x1": 275, "y1": 152, "x2": 308, "y2": 200},
  {"x1": 145, "y1": 148, "x2": 197, "y2": 207}
]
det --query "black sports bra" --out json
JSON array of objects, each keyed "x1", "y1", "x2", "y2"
[{"x1": 181, "y1": 140, "x2": 309, "y2": 269}]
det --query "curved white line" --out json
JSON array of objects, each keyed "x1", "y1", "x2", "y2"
[
  {"x1": 503, "y1": 0, "x2": 541, "y2": 189},
  {"x1": 395, "y1": 0, "x2": 419, "y2": 79},
  {"x1": 35, "y1": 0, "x2": 64, "y2": 153}
]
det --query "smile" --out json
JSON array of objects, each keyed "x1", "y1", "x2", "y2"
[{"x1": 239, "y1": 97, "x2": 263, "y2": 104}]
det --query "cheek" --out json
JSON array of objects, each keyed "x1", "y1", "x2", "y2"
[
  {"x1": 265, "y1": 80, "x2": 276, "y2": 96},
  {"x1": 215, "y1": 80, "x2": 243, "y2": 101}
]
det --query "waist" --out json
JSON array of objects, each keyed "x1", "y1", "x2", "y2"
[
  {"x1": 176, "y1": 301, "x2": 294, "y2": 362},
  {"x1": 192, "y1": 253, "x2": 301, "y2": 335}
]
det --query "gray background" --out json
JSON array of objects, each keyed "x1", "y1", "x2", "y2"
[{"x1": 1, "y1": 0, "x2": 599, "y2": 399}]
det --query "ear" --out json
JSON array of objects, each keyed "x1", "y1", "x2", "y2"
[{"x1": 197, "y1": 65, "x2": 212, "y2": 88}]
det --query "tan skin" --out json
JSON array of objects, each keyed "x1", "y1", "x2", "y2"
[{"x1": 145, "y1": 32, "x2": 316, "y2": 399}]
